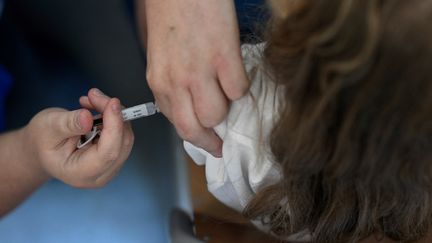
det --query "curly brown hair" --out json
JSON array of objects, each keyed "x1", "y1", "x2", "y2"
[{"x1": 243, "y1": 0, "x2": 432, "y2": 242}]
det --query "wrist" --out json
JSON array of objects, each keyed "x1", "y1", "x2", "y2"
[{"x1": 18, "y1": 126, "x2": 51, "y2": 182}]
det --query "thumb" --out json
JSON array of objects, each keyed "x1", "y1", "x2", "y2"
[{"x1": 52, "y1": 109, "x2": 93, "y2": 139}]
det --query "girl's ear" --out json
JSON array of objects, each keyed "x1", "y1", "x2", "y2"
[{"x1": 268, "y1": 0, "x2": 309, "y2": 19}]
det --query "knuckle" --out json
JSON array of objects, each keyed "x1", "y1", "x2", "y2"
[
  {"x1": 148, "y1": 68, "x2": 201, "y2": 92},
  {"x1": 40, "y1": 108, "x2": 72, "y2": 133},
  {"x1": 194, "y1": 99, "x2": 228, "y2": 128},
  {"x1": 175, "y1": 120, "x2": 198, "y2": 142},
  {"x1": 176, "y1": 72, "x2": 201, "y2": 89},
  {"x1": 40, "y1": 109, "x2": 61, "y2": 125},
  {"x1": 108, "y1": 118, "x2": 123, "y2": 131},
  {"x1": 98, "y1": 151, "x2": 118, "y2": 168},
  {"x1": 145, "y1": 68, "x2": 154, "y2": 82},
  {"x1": 146, "y1": 71, "x2": 157, "y2": 88},
  {"x1": 147, "y1": 70, "x2": 167, "y2": 93},
  {"x1": 197, "y1": 109, "x2": 227, "y2": 128},
  {"x1": 67, "y1": 113, "x2": 77, "y2": 131},
  {"x1": 103, "y1": 153, "x2": 118, "y2": 165},
  {"x1": 176, "y1": 76, "x2": 193, "y2": 88}
]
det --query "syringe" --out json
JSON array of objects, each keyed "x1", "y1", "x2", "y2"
[{"x1": 77, "y1": 102, "x2": 159, "y2": 149}]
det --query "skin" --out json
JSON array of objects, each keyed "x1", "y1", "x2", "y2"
[
  {"x1": 0, "y1": 88, "x2": 134, "y2": 216},
  {"x1": 138, "y1": 0, "x2": 250, "y2": 157}
]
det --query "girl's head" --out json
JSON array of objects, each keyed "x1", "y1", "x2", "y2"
[{"x1": 245, "y1": 0, "x2": 432, "y2": 242}]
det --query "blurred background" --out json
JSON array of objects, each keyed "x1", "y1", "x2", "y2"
[{"x1": 0, "y1": 0, "x2": 266, "y2": 242}]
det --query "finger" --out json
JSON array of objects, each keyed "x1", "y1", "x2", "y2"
[
  {"x1": 50, "y1": 109, "x2": 93, "y2": 140},
  {"x1": 190, "y1": 75, "x2": 229, "y2": 128},
  {"x1": 154, "y1": 94, "x2": 173, "y2": 123},
  {"x1": 79, "y1": 96, "x2": 93, "y2": 110},
  {"x1": 171, "y1": 88, "x2": 222, "y2": 157},
  {"x1": 106, "y1": 121, "x2": 133, "y2": 169},
  {"x1": 96, "y1": 98, "x2": 124, "y2": 164},
  {"x1": 147, "y1": 70, "x2": 173, "y2": 122},
  {"x1": 121, "y1": 122, "x2": 134, "y2": 152},
  {"x1": 217, "y1": 49, "x2": 250, "y2": 100},
  {"x1": 60, "y1": 146, "x2": 112, "y2": 188},
  {"x1": 93, "y1": 122, "x2": 134, "y2": 186},
  {"x1": 87, "y1": 88, "x2": 111, "y2": 113},
  {"x1": 59, "y1": 112, "x2": 130, "y2": 188}
]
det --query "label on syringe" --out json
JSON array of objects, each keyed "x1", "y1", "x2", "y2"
[{"x1": 122, "y1": 104, "x2": 149, "y2": 121}]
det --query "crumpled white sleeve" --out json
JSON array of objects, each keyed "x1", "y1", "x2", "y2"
[{"x1": 184, "y1": 43, "x2": 281, "y2": 213}]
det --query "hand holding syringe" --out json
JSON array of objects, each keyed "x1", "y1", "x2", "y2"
[{"x1": 77, "y1": 102, "x2": 159, "y2": 148}]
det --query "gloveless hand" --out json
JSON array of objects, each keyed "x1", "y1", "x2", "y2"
[
  {"x1": 22, "y1": 88, "x2": 134, "y2": 188},
  {"x1": 139, "y1": 0, "x2": 250, "y2": 157}
]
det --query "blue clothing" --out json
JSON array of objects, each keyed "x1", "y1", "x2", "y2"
[
  {"x1": 0, "y1": 0, "x2": 8, "y2": 132},
  {"x1": 0, "y1": 65, "x2": 12, "y2": 132}
]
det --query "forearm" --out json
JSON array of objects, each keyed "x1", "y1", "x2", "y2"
[{"x1": 0, "y1": 128, "x2": 50, "y2": 216}]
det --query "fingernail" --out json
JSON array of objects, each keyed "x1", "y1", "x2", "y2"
[
  {"x1": 93, "y1": 88, "x2": 106, "y2": 97},
  {"x1": 112, "y1": 102, "x2": 121, "y2": 113}
]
